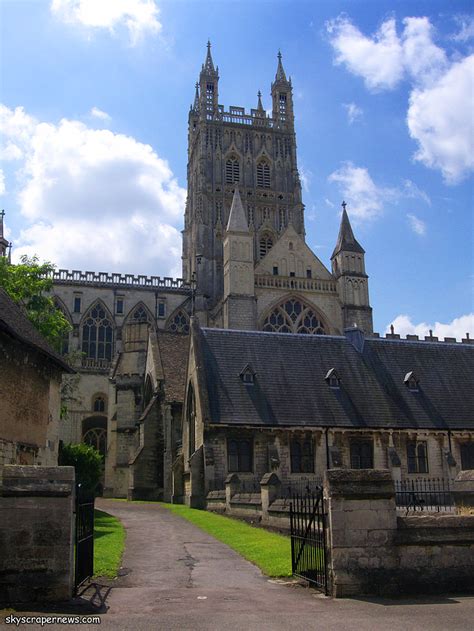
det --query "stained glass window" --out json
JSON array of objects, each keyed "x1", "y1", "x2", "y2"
[{"x1": 262, "y1": 298, "x2": 326, "y2": 335}]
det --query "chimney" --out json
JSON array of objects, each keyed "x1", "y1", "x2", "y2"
[{"x1": 344, "y1": 326, "x2": 365, "y2": 353}]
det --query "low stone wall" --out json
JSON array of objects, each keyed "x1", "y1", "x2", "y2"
[
  {"x1": 0, "y1": 465, "x2": 75, "y2": 604},
  {"x1": 325, "y1": 469, "x2": 474, "y2": 597}
]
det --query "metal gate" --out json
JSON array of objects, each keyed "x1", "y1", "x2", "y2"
[
  {"x1": 290, "y1": 486, "x2": 328, "y2": 593},
  {"x1": 75, "y1": 484, "x2": 95, "y2": 591}
]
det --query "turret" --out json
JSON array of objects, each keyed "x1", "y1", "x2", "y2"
[
  {"x1": 222, "y1": 189, "x2": 256, "y2": 330},
  {"x1": 271, "y1": 51, "x2": 294, "y2": 128},
  {"x1": 0, "y1": 210, "x2": 11, "y2": 261},
  {"x1": 331, "y1": 202, "x2": 373, "y2": 333},
  {"x1": 198, "y1": 41, "x2": 219, "y2": 118}
]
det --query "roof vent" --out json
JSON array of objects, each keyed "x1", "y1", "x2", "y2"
[
  {"x1": 240, "y1": 363, "x2": 256, "y2": 385},
  {"x1": 404, "y1": 371, "x2": 419, "y2": 392},
  {"x1": 344, "y1": 326, "x2": 365, "y2": 353}
]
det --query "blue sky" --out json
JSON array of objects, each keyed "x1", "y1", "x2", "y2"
[{"x1": 1, "y1": 0, "x2": 473, "y2": 338}]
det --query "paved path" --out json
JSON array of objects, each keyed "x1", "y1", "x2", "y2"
[{"x1": 88, "y1": 499, "x2": 474, "y2": 631}]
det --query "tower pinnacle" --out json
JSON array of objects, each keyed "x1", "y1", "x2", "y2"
[
  {"x1": 331, "y1": 202, "x2": 365, "y2": 259},
  {"x1": 204, "y1": 40, "x2": 216, "y2": 73},
  {"x1": 226, "y1": 188, "x2": 249, "y2": 233},
  {"x1": 275, "y1": 50, "x2": 287, "y2": 83}
]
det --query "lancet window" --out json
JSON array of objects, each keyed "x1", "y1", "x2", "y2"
[
  {"x1": 256, "y1": 160, "x2": 270, "y2": 188},
  {"x1": 259, "y1": 233, "x2": 273, "y2": 258},
  {"x1": 225, "y1": 157, "x2": 240, "y2": 184},
  {"x1": 81, "y1": 302, "x2": 114, "y2": 361}
]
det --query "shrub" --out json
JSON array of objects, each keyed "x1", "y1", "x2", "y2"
[{"x1": 59, "y1": 443, "x2": 103, "y2": 493}]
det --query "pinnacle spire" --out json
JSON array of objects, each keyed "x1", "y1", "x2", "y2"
[
  {"x1": 226, "y1": 188, "x2": 249, "y2": 233},
  {"x1": 331, "y1": 202, "x2": 365, "y2": 258},
  {"x1": 203, "y1": 39, "x2": 215, "y2": 73},
  {"x1": 193, "y1": 82, "x2": 199, "y2": 110},
  {"x1": 275, "y1": 50, "x2": 287, "y2": 82},
  {"x1": 257, "y1": 90, "x2": 264, "y2": 111}
]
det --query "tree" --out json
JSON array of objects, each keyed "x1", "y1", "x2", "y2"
[
  {"x1": 58, "y1": 443, "x2": 103, "y2": 494},
  {"x1": 0, "y1": 254, "x2": 71, "y2": 351}
]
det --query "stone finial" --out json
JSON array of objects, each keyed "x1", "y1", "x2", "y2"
[{"x1": 390, "y1": 324, "x2": 394, "y2": 335}]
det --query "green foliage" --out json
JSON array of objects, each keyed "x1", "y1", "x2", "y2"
[
  {"x1": 0, "y1": 254, "x2": 71, "y2": 351},
  {"x1": 163, "y1": 503, "x2": 292, "y2": 577},
  {"x1": 94, "y1": 510, "x2": 126, "y2": 578},
  {"x1": 59, "y1": 443, "x2": 103, "y2": 493}
]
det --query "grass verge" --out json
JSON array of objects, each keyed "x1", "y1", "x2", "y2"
[
  {"x1": 163, "y1": 504, "x2": 292, "y2": 577},
  {"x1": 93, "y1": 509, "x2": 126, "y2": 578}
]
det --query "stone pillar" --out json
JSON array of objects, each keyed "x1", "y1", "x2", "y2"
[
  {"x1": 260, "y1": 472, "x2": 281, "y2": 523},
  {"x1": 0, "y1": 465, "x2": 75, "y2": 604},
  {"x1": 324, "y1": 469, "x2": 398, "y2": 597},
  {"x1": 225, "y1": 473, "x2": 240, "y2": 511},
  {"x1": 453, "y1": 469, "x2": 474, "y2": 509}
]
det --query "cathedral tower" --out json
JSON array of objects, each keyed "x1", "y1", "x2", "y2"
[
  {"x1": 182, "y1": 44, "x2": 304, "y2": 312},
  {"x1": 331, "y1": 202, "x2": 373, "y2": 333}
]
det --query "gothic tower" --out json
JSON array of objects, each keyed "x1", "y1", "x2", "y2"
[
  {"x1": 331, "y1": 202, "x2": 373, "y2": 333},
  {"x1": 182, "y1": 44, "x2": 304, "y2": 312}
]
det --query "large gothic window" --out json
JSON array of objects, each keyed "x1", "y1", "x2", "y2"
[
  {"x1": 256, "y1": 160, "x2": 271, "y2": 188},
  {"x1": 225, "y1": 157, "x2": 240, "y2": 184},
  {"x1": 81, "y1": 302, "x2": 114, "y2": 361},
  {"x1": 262, "y1": 298, "x2": 326, "y2": 335},
  {"x1": 259, "y1": 233, "x2": 274, "y2": 258},
  {"x1": 167, "y1": 309, "x2": 190, "y2": 334}
]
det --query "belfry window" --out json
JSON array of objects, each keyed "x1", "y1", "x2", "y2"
[
  {"x1": 206, "y1": 82, "x2": 214, "y2": 110},
  {"x1": 262, "y1": 298, "x2": 326, "y2": 335},
  {"x1": 256, "y1": 161, "x2": 271, "y2": 188},
  {"x1": 279, "y1": 93, "x2": 287, "y2": 119},
  {"x1": 225, "y1": 157, "x2": 240, "y2": 184},
  {"x1": 81, "y1": 302, "x2": 114, "y2": 361},
  {"x1": 259, "y1": 233, "x2": 273, "y2": 258}
]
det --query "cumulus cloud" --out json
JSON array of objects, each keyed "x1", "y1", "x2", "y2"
[
  {"x1": 387, "y1": 313, "x2": 474, "y2": 341},
  {"x1": 326, "y1": 16, "x2": 403, "y2": 91},
  {"x1": 299, "y1": 165, "x2": 312, "y2": 192},
  {"x1": 406, "y1": 213, "x2": 426, "y2": 236},
  {"x1": 0, "y1": 104, "x2": 185, "y2": 277},
  {"x1": 90, "y1": 106, "x2": 111, "y2": 121},
  {"x1": 328, "y1": 162, "x2": 384, "y2": 221},
  {"x1": 326, "y1": 15, "x2": 474, "y2": 183},
  {"x1": 50, "y1": 0, "x2": 162, "y2": 45},
  {"x1": 343, "y1": 102, "x2": 363, "y2": 124},
  {"x1": 0, "y1": 169, "x2": 5, "y2": 196}
]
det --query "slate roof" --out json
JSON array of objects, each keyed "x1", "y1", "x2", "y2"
[
  {"x1": 157, "y1": 331, "x2": 190, "y2": 403},
  {"x1": 197, "y1": 327, "x2": 474, "y2": 431},
  {"x1": 0, "y1": 287, "x2": 74, "y2": 373}
]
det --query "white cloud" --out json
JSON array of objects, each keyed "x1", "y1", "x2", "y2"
[
  {"x1": 326, "y1": 15, "x2": 474, "y2": 183},
  {"x1": 0, "y1": 104, "x2": 185, "y2": 277},
  {"x1": 401, "y1": 179, "x2": 431, "y2": 206},
  {"x1": 325, "y1": 198, "x2": 335, "y2": 208},
  {"x1": 0, "y1": 169, "x2": 5, "y2": 196},
  {"x1": 326, "y1": 16, "x2": 404, "y2": 91},
  {"x1": 328, "y1": 162, "x2": 386, "y2": 221},
  {"x1": 50, "y1": 0, "x2": 162, "y2": 45},
  {"x1": 451, "y1": 15, "x2": 474, "y2": 42},
  {"x1": 299, "y1": 165, "x2": 312, "y2": 192},
  {"x1": 407, "y1": 55, "x2": 474, "y2": 183},
  {"x1": 406, "y1": 213, "x2": 426, "y2": 236},
  {"x1": 343, "y1": 102, "x2": 363, "y2": 124},
  {"x1": 386, "y1": 313, "x2": 474, "y2": 341},
  {"x1": 90, "y1": 106, "x2": 111, "y2": 122}
]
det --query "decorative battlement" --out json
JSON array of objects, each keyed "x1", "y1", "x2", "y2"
[
  {"x1": 217, "y1": 105, "x2": 275, "y2": 128},
  {"x1": 50, "y1": 269, "x2": 192, "y2": 293},
  {"x1": 255, "y1": 274, "x2": 338, "y2": 294},
  {"x1": 372, "y1": 330, "x2": 473, "y2": 345}
]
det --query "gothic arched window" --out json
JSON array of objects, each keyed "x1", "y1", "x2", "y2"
[
  {"x1": 256, "y1": 160, "x2": 271, "y2": 188},
  {"x1": 225, "y1": 157, "x2": 240, "y2": 184},
  {"x1": 259, "y1": 232, "x2": 274, "y2": 258},
  {"x1": 82, "y1": 416, "x2": 107, "y2": 458},
  {"x1": 262, "y1": 298, "x2": 327, "y2": 335},
  {"x1": 167, "y1": 309, "x2": 190, "y2": 334},
  {"x1": 92, "y1": 394, "x2": 107, "y2": 413},
  {"x1": 129, "y1": 304, "x2": 150, "y2": 323},
  {"x1": 81, "y1": 302, "x2": 114, "y2": 361}
]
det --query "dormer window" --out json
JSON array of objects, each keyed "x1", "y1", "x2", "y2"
[
  {"x1": 404, "y1": 371, "x2": 419, "y2": 392},
  {"x1": 240, "y1": 364, "x2": 256, "y2": 385},
  {"x1": 325, "y1": 368, "x2": 341, "y2": 389}
]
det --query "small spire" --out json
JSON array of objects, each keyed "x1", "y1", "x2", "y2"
[
  {"x1": 226, "y1": 188, "x2": 249, "y2": 233},
  {"x1": 275, "y1": 50, "x2": 287, "y2": 82},
  {"x1": 0, "y1": 209, "x2": 5, "y2": 239},
  {"x1": 204, "y1": 39, "x2": 215, "y2": 73},
  {"x1": 257, "y1": 90, "x2": 264, "y2": 111},
  {"x1": 331, "y1": 202, "x2": 365, "y2": 259},
  {"x1": 193, "y1": 82, "x2": 199, "y2": 110}
]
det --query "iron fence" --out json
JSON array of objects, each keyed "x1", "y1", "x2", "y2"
[{"x1": 395, "y1": 477, "x2": 454, "y2": 513}]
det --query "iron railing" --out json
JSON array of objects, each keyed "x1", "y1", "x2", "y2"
[
  {"x1": 395, "y1": 478, "x2": 454, "y2": 513},
  {"x1": 75, "y1": 484, "x2": 95, "y2": 591}
]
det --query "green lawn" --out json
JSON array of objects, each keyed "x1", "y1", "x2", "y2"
[
  {"x1": 93, "y1": 509, "x2": 126, "y2": 578},
  {"x1": 163, "y1": 504, "x2": 292, "y2": 577}
]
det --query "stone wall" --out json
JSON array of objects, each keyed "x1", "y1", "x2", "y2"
[
  {"x1": 324, "y1": 469, "x2": 474, "y2": 597},
  {"x1": 0, "y1": 465, "x2": 75, "y2": 604}
]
